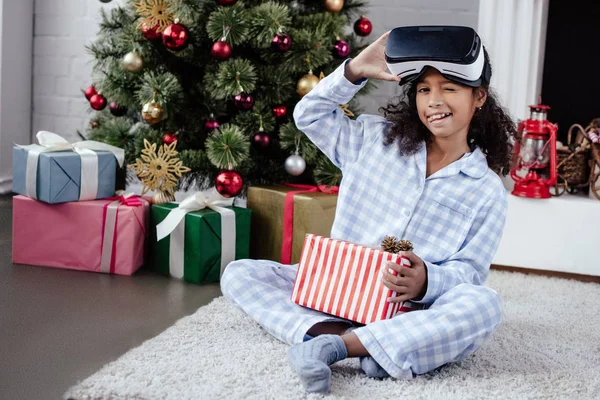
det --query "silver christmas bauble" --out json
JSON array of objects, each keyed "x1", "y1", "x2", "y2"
[
  {"x1": 284, "y1": 154, "x2": 306, "y2": 176},
  {"x1": 123, "y1": 51, "x2": 143, "y2": 72}
]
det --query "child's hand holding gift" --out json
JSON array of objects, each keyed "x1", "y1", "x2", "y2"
[{"x1": 380, "y1": 252, "x2": 428, "y2": 302}]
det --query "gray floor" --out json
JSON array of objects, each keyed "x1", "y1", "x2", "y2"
[{"x1": 0, "y1": 195, "x2": 222, "y2": 399}]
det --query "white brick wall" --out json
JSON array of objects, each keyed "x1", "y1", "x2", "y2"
[
  {"x1": 0, "y1": 0, "x2": 34, "y2": 193},
  {"x1": 32, "y1": 0, "x2": 127, "y2": 143},
  {"x1": 31, "y1": 0, "x2": 479, "y2": 141}
]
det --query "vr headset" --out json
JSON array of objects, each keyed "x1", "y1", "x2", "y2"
[{"x1": 385, "y1": 26, "x2": 491, "y2": 87}]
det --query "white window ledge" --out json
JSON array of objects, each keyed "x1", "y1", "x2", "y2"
[{"x1": 493, "y1": 191, "x2": 600, "y2": 276}]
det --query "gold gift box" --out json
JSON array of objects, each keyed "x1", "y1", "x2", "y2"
[{"x1": 247, "y1": 185, "x2": 338, "y2": 264}]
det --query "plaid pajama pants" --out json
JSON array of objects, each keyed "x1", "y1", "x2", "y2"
[{"x1": 221, "y1": 258, "x2": 502, "y2": 380}]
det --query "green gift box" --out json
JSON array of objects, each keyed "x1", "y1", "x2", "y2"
[{"x1": 151, "y1": 202, "x2": 251, "y2": 284}]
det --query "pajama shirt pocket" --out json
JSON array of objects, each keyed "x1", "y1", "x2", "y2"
[{"x1": 413, "y1": 193, "x2": 474, "y2": 260}]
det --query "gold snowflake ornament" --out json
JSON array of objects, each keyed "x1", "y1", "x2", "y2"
[
  {"x1": 134, "y1": 0, "x2": 174, "y2": 32},
  {"x1": 128, "y1": 139, "x2": 190, "y2": 196}
]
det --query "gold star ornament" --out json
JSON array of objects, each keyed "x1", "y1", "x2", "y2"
[{"x1": 128, "y1": 139, "x2": 190, "y2": 202}]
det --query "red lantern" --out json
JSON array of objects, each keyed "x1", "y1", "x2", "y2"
[{"x1": 510, "y1": 104, "x2": 558, "y2": 199}]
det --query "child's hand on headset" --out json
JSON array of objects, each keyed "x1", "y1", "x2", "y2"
[{"x1": 344, "y1": 31, "x2": 401, "y2": 83}]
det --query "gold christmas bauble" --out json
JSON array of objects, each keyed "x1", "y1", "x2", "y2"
[
  {"x1": 324, "y1": 0, "x2": 344, "y2": 13},
  {"x1": 123, "y1": 51, "x2": 143, "y2": 72},
  {"x1": 142, "y1": 101, "x2": 164, "y2": 124},
  {"x1": 296, "y1": 72, "x2": 320, "y2": 97}
]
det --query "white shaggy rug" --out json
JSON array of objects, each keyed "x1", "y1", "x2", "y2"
[{"x1": 65, "y1": 271, "x2": 600, "y2": 400}]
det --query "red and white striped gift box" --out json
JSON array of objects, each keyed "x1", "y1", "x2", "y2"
[{"x1": 291, "y1": 234, "x2": 419, "y2": 325}]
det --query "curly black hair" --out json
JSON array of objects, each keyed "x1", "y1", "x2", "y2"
[{"x1": 379, "y1": 50, "x2": 516, "y2": 175}]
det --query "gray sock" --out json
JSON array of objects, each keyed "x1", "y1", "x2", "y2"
[
  {"x1": 343, "y1": 326, "x2": 388, "y2": 377},
  {"x1": 360, "y1": 356, "x2": 390, "y2": 378},
  {"x1": 288, "y1": 334, "x2": 348, "y2": 393}
]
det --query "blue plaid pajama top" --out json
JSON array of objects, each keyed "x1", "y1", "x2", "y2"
[{"x1": 293, "y1": 61, "x2": 508, "y2": 305}]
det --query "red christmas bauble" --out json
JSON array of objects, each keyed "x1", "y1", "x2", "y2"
[
  {"x1": 205, "y1": 116, "x2": 220, "y2": 131},
  {"x1": 162, "y1": 132, "x2": 178, "y2": 145},
  {"x1": 271, "y1": 33, "x2": 292, "y2": 52},
  {"x1": 272, "y1": 104, "x2": 287, "y2": 119},
  {"x1": 215, "y1": 170, "x2": 243, "y2": 198},
  {"x1": 217, "y1": 0, "x2": 237, "y2": 5},
  {"x1": 141, "y1": 22, "x2": 161, "y2": 41},
  {"x1": 354, "y1": 16, "x2": 372, "y2": 36},
  {"x1": 162, "y1": 23, "x2": 189, "y2": 51},
  {"x1": 332, "y1": 39, "x2": 350, "y2": 58},
  {"x1": 234, "y1": 92, "x2": 255, "y2": 111},
  {"x1": 109, "y1": 101, "x2": 127, "y2": 116},
  {"x1": 89, "y1": 94, "x2": 107, "y2": 110},
  {"x1": 211, "y1": 41, "x2": 232, "y2": 61},
  {"x1": 252, "y1": 131, "x2": 271, "y2": 149},
  {"x1": 84, "y1": 85, "x2": 97, "y2": 100}
]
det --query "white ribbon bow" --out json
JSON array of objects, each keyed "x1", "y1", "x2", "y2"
[
  {"x1": 156, "y1": 189, "x2": 237, "y2": 279},
  {"x1": 18, "y1": 131, "x2": 125, "y2": 201}
]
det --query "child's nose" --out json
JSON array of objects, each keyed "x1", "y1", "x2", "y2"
[{"x1": 428, "y1": 93, "x2": 444, "y2": 107}]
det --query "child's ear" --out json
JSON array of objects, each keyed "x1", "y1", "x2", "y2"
[{"x1": 475, "y1": 88, "x2": 488, "y2": 108}]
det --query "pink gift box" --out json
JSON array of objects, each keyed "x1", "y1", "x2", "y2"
[{"x1": 12, "y1": 195, "x2": 149, "y2": 275}]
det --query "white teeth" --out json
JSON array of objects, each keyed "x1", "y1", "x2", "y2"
[{"x1": 427, "y1": 113, "x2": 451, "y2": 122}]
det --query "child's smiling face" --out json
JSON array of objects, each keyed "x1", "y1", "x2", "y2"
[{"x1": 415, "y1": 68, "x2": 487, "y2": 141}]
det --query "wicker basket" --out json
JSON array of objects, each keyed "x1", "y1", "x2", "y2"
[
  {"x1": 592, "y1": 142, "x2": 600, "y2": 166},
  {"x1": 557, "y1": 124, "x2": 591, "y2": 186}
]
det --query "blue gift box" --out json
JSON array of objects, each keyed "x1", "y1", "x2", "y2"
[{"x1": 12, "y1": 146, "x2": 118, "y2": 204}]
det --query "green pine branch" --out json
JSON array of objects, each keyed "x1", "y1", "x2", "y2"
[
  {"x1": 205, "y1": 58, "x2": 257, "y2": 98},
  {"x1": 248, "y1": 2, "x2": 292, "y2": 47},
  {"x1": 135, "y1": 71, "x2": 183, "y2": 120},
  {"x1": 207, "y1": 2, "x2": 250, "y2": 45},
  {"x1": 232, "y1": 101, "x2": 276, "y2": 133},
  {"x1": 279, "y1": 122, "x2": 319, "y2": 163},
  {"x1": 205, "y1": 124, "x2": 250, "y2": 169}
]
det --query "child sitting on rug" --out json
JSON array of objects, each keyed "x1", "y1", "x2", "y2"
[{"x1": 221, "y1": 30, "x2": 515, "y2": 393}]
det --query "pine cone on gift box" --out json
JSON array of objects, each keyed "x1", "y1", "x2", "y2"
[
  {"x1": 380, "y1": 235, "x2": 414, "y2": 254},
  {"x1": 380, "y1": 235, "x2": 398, "y2": 253},
  {"x1": 395, "y1": 240, "x2": 414, "y2": 253}
]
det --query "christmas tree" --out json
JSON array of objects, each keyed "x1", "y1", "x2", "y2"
[{"x1": 84, "y1": 0, "x2": 375, "y2": 197}]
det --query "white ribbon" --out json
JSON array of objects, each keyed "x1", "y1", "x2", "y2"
[
  {"x1": 100, "y1": 192, "x2": 149, "y2": 274},
  {"x1": 156, "y1": 190, "x2": 237, "y2": 278},
  {"x1": 18, "y1": 131, "x2": 125, "y2": 201}
]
